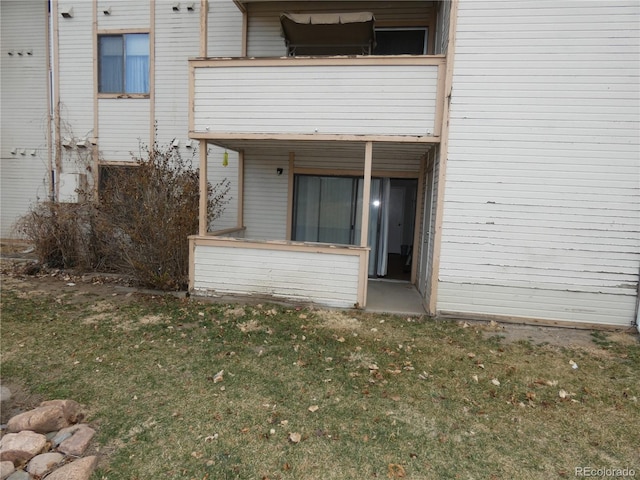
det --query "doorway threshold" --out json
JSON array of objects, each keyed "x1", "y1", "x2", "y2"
[{"x1": 365, "y1": 279, "x2": 426, "y2": 316}]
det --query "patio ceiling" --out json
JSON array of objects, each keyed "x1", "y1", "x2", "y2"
[{"x1": 204, "y1": 138, "x2": 435, "y2": 163}]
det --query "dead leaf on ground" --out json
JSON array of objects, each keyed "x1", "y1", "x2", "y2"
[
  {"x1": 388, "y1": 463, "x2": 406, "y2": 478},
  {"x1": 213, "y1": 370, "x2": 224, "y2": 383},
  {"x1": 288, "y1": 432, "x2": 302, "y2": 443},
  {"x1": 491, "y1": 378, "x2": 500, "y2": 386},
  {"x1": 308, "y1": 405, "x2": 319, "y2": 413}
]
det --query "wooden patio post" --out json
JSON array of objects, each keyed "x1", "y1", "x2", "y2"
[
  {"x1": 360, "y1": 141, "x2": 373, "y2": 247},
  {"x1": 199, "y1": 140, "x2": 208, "y2": 236},
  {"x1": 200, "y1": 0, "x2": 208, "y2": 58}
]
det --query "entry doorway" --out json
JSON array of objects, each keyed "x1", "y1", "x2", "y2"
[{"x1": 374, "y1": 178, "x2": 418, "y2": 281}]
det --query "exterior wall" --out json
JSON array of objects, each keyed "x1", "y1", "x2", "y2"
[
  {"x1": 57, "y1": 0, "x2": 94, "y2": 169},
  {"x1": 438, "y1": 0, "x2": 640, "y2": 326},
  {"x1": 192, "y1": 61, "x2": 440, "y2": 137},
  {"x1": 295, "y1": 149, "x2": 423, "y2": 173},
  {"x1": 208, "y1": 0, "x2": 243, "y2": 56},
  {"x1": 193, "y1": 239, "x2": 365, "y2": 308},
  {"x1": 98, "y1": 100, "x2": 150, "y2": 160},
  {"x1": 97, "y1": 0, "x2": 149, "y2": 28},
  {"x1": 207, "y1": 146, "x2": 239, "y2": 231},
  {"x1": 155, "y1": 0, "x2": 199, "y2": 149},
  {"x1": 0, "y1": 0, "x2": 51, "y2": 237},
  {"x1": 243, "y1": 151, "x2": 289, "y2": 240}
]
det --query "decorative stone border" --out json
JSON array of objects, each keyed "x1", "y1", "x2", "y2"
[{"x1": 0, "y1": 394, "x2": 97, "y2": 480}]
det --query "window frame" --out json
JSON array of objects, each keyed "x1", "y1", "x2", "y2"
[{"x1": 97, "y1": 30, "x2": 150, "y2": 98}]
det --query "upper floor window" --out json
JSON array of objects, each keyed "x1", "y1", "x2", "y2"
[
  {"x1": 373, "y1": 28, "x2": 427, "y2": 55},
  {"x1": 98, "y1": 33, "x2": 149, "y2": 94}
]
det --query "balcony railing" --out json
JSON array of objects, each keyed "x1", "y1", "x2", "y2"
[{"x1": 189, "y1": 56, "x2": 445, "y2": 140}]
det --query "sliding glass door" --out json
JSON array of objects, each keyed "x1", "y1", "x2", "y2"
[{"x1": 293, "y1": 175, "x2": 386, "y2": 276}]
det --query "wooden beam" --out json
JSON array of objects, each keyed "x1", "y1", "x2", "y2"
[
  {"x1": 200, "y1": 0, "x2": 208, "y2": 58},
  {"x1": 199, "y1": 140, "x2": 208, "y2": 235},
  {"x1": 286, "y1": 151, "x2": 295, "y2": 240},
  {"x1": 360, "y1": 142, "x2": 373, "y2": 247},
  {"x1": 428, "y1": 0, "x2": 460, "y2": 315},
  {"x1": 238, "y1": 149, "x2": 245, "y2": 228}
]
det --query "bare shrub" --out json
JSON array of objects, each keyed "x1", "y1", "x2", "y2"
[
  {"x1": 94, "y1": 141, "x2": 229, "y2": 290},
  {"x1": 15, "y1": 139, "x2": 229, "y2": 290},
  {"x1": 15, "y1": 202, "x2": 84, "y2": 269}
]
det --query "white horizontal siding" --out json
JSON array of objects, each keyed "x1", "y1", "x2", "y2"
[
  {"x1": 154, "y1": 1, "x2": 198, "y2": 146},
  {"x1": 58, "y1": 1, "x2": 94, "y2": 147},
  {"x1": 437, "y1": 282, "x2": 637, "y2": 327},
  {"x1": 193, "y1": 244, "x2": 361, "y2": 307},
  {"x1": 208, "y1": 0, "x2": 243, "y2": 56},
  {"x1": 246, "y1": 4, "x2": 285, "y2": 57},
  {"x1": 438, "y1": 0, "x2": 640, "y2": 326},
  {"x1": 294, "y1": 149, "x2": 422, "y2": 173},
  {"x1": 98, "y1": 99, "x2": 151, "y2": 161},
  {"x1": 243, "y1": 152, "x2": 289, "y2": 240},
  {"x1": 207, "y1": 145, "x2": 239, "y2": 231},
  {"x1": 193, "y1": 64, "x2": 438, "y2": 136},
  {"x1": 0, "y1": 0, "x2": 50, "y2": 237},
  {"x1": 97, "y1": 0, "x2": 149, "y2": 29}
]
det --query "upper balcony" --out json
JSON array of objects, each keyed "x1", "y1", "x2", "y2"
[{"x1": 189, "y1": 1, "x2": 449, "y2": 144}]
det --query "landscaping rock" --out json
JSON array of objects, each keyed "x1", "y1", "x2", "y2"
[
  {"x1": 26, "y1": 452, "x2": 64, "y2": 476},
  {"x1": 0, "y1": 397, "x2": 97, "y2": 479},
  {"x1": 6, "y1": 471, "x2": 30, "y2": 480},
  {"x1": 51, "y1": 431, "x2": 72, "y2": 448},
  {"x1": 6, "y1": 405, "x2": 68, "y2": 434},
  {"x1": 0, "y1": 461, "x2": 15, "y2": 480},
  {"x1": 44, "y1": 456, "x2": 97, "y2": 480},
  {"x1": 0, "y1": 431, "x2": 47, "y2": 466},
  {"x1": 57, "y1": 424, "x2": 95, "y2": 456},
  {"x1": 40, "y1": 400, "x2": 82, "y2": 424}
]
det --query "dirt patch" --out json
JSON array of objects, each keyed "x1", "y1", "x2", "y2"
[
  {"x1": 0, "y1": 380, "x2": 45, "y2": 424},
  {"x1": 463, "y1": 319, "x2": 639, "y2": 351},
  {"x1": 1, "y1": 257, "x2": 146, "y2": 306},
  {"x1": 316, "y1": 310, "x2": 363, "y2": 331}
]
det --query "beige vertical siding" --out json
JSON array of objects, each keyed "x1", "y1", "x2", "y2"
[{"x1": 438, "y1": 0, "x2": 640, "y2": 326}]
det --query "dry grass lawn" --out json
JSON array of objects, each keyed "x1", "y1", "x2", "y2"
[{"x1": 1, "y1": 265, "x2": 639, "y2": 479}]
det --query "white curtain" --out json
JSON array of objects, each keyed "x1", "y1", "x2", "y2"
[
  {"x1": 125, "y1": 34, "x2": 149, "y2": 94},
  {"x1": 376, "y1": 178, "x2": 391, "y2": 276},
  {"x1": 99, "y1": 36, "x2": 123, "y2": 93}
]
